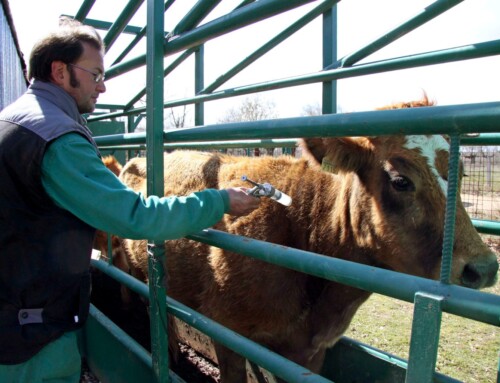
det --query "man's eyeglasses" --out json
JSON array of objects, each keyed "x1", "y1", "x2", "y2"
[{"x1": 68, "y1": 63, "x2": 105, "y2": 83}]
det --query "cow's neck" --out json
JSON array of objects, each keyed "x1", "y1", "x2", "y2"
[{"x1": 290, "y1": 169, "x2": 376, "y2": 267}]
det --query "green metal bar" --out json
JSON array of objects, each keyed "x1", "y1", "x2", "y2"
[
  {"x1": 125, "y1": 48, "x2": 196, "y2": 110},
  {"x1": 98, "y1": 138, "x2": 298, "y2": 150},
  {"x1": 127, "y1": 115, "x2": 137, "y2": 160},
  {"x1": 164, "y1": 102, "x2": 500, "y2": 141},
  {"x1": 169, "y1": 0, "x2": 221, "y2": 36},
  {"x1": 234, "y1": 0, "x2": 254, "y2": 10},
  {"x1": 187, "y1": 229, "x2": 500, "y2": 326},
  {"x1": 104, "y1": 0, "x2": 316, "y2": 80},
  {"x1": 472, "y1": 219, "x2": 500, "y2": 236},
  {"x1": 328, "y1": 336, "x2": 461, "y2": 383},
  {"x1": 440, "y1": 135, "x2": 461, "y2": 284},
  {"x1": 164, "y1": 0, "x2": 316, "y2": 54},
  {"x1": 100, "y1": 38, "x2": 500, "y2": 113},
  {"x1": 460, "y1": 133, "x2": 500, "y2": 146},
  {"x1": 405, "y1": 293, "x2": 444, "y2": 383},
  {"x1": 332, "y1": 0, "x2": 464, "y2": 69},
  {"x1": 200, "y1": 0, "x2": 339, "y2": 94},
  {"x1": 91, "y1": 101, "x2": 500, "y2": 139},
  {"x1": 168, "y1": 299, "x2": 333, "y2": 383},
  {"x1": 90, "y1": 260, "x2": 333, "y2": 383},
  {"x1": 321, "y1": 3, "x2": 337, "y2": 114},
  {"x1": 103, "y1": 0, "x2": 144, "y2": 52},
  {"x1": 194, "y1": 45, "x2": 204, "y2": 126},
  {"x1": 94, "y1": 103, "x2": 127, "y2": 110},
  {"x1": 112, "y1": 27, "x2": 147, "y2": 65},
  {"x1": 74, "y1": 0, "x2": 96, "y2": 21},
  {"x1": 112, "y1": 1, "x2": 175, "y2": 66},
  {"x1": 76, "y1": 18, "x2": 144, "y2": 36},
  {"x1": 146, "y1": 0, "x2": 169, "y2": 381}
]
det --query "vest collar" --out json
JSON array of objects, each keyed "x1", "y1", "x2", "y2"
[{"x1": 28, "y1": 80, "x2": 87, "y2": 127}]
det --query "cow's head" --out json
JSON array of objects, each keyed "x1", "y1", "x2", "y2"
[{"x1": 300, "y1": 102, "x2": 498, "y2": 289}]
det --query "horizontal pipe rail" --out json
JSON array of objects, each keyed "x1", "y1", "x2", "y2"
[
  {"x1": 96, "y1": 134, "x2": 500, "y2": 149},
  {"x1": 460, "y1": 133, "x2": 500, "y2": 145},
  {"x1": 93, "y1": 101, "x2": 500, "y2": 145},
  {"x1": 92, "y1": 39, "x2": 500, "y2": 121},
  {"x1": 90, "y1": 259, "x2": 333, "y2": 383},
  {"x1": 186, "y1": 229, "x2": 500, "y2": 326},
  {"x1": 98, "y1": 138, "x2": 298, "y2": 150},
  {"x1": 471, "y1": 219, "x2": 500, "y2": 236},
  {"x1": 163, "y1": 102, "x2": 500, "y2": 141}
]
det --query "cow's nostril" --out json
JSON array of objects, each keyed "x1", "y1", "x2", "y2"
[
  {"x1": 461, "y1": 260, "x2": 499, "y2": 289},
  {"x1": 461, "y1": 264, "x2": 481, "y2": 289}
]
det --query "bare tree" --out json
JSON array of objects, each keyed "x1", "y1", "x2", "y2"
[
  {"x1": 301, "y1": 102, "x2": 322, "y2": 116},
  {"x1": 165, "y1": 105, "x2": 188, "y2": 129},
  {"x1": 218, "y1": 95, "x2": 278, "y2": 156},
  {"x1": 302, "y1": 102, "x2": 343, "y2": 116}
]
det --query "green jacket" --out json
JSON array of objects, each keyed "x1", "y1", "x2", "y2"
[{"x1": 42, "y1": 132, "x2": 230, "y2": 241}]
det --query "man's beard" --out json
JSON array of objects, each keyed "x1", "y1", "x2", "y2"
[
  {"x1": 68, "y1": 66, "x2": 80, "y2": 88},
  {"x1": 68, "y1": 67, "x2": 94, "y2": 114}
]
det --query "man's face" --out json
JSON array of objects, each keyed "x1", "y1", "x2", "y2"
[{"x1": 63, "y1": 42, "x2": 106, "y2": 114}]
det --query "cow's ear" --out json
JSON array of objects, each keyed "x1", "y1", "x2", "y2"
[
  {"x1": 300, "y1": 137, "x2": 375, "y2": 173},
  {"x1": 298, "y1": 138, "x2": 328, "y2": 167}
]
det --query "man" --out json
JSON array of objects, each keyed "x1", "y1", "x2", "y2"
[{"x1": 0, "y1": 19, "x2": 259, "y2": 382}]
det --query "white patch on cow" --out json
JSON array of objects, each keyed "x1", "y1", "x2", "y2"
[{"x1": 404, "y1": 135, "x2": 449, "y2": 194}]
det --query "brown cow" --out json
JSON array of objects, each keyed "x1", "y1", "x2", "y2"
[{"x1": 114, "y1": 105, "x2": 498, "y2": 382}]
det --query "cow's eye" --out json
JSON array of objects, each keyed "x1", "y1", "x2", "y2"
[{"x1": 390, "y1": 175, "x2": 414, "y2": 191}]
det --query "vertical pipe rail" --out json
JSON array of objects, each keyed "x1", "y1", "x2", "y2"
[
  {"x1": 195, "y1": 45, "x2": 205, "y2": 126},
  {"x1": 440, "y1": 134, "x2": 461, "y2": 283},
  {"x1": 322, "y1": 3, "x2": 337, "y2": 114},
  {"x1": 405, "y1": 293, "x2": 444, "y2": 383},
  {"x1": 146, "y1": 0, "x2": 169, "y2": 381}
]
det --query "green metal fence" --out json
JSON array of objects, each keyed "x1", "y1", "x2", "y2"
[{"x1": 74, "y1": 1, "x2": 500, "y2": 382}]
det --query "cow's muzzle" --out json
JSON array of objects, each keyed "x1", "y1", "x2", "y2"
[{"x1": 461, "y1": 254, "x2": 499, "y2": 289}]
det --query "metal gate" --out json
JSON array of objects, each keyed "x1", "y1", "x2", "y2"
[{"x1": 72, "y1": 1, "x2": 500, "y2": 382}]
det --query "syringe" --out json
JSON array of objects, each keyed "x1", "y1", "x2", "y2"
[{"x1": 241, "y1": 175, "x2": 292, "y2": 206}]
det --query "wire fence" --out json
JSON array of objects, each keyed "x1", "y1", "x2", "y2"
[{"x1": 461, "y1": 146, "x2": 500, "y2": 222}]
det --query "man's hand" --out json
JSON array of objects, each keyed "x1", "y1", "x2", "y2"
[{"x1": 225, "y1": 187, "x2": 260, "y2": 216}]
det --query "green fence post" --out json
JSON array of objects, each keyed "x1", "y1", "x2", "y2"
[
  {"x1": 405, "y1": 292, "x2": 444, "y2": 383},
  {"x1": 146, "y1": 0, "x2": 169, "y2": 381}
]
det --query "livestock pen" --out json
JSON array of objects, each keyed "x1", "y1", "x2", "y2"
[{"x1": 10, "y1": 1, "x2": 500, "y2": 382}]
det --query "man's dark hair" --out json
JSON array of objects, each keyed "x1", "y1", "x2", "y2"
[{"x1": 28, "y1": 17, "x2": 104, "y2": 82}]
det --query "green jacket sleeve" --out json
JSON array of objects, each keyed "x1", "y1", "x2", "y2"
[{"x1": 41, "y1": 133, "x2": 230, "y2": 241}]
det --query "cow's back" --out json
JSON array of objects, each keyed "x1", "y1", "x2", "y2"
[{"x1": 120, "y1": 151, "x2": 334, "y2": 336}]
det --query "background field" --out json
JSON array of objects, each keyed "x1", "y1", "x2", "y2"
[{"x1": 345, "y1": 279, "x2": 499, "y2": 383}]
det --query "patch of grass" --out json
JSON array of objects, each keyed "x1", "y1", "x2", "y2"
[{"x1": 344, "y1": 282, "x2": 500, "y2": 382}]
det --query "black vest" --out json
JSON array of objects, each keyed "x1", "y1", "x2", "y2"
[{"x1": 0, "y1": 81, "x2": 98, "y2": 364}]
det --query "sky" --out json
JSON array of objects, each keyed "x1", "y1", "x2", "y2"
[{"x1": 8, "y1": 0, "x2": 500, "y2": 125}]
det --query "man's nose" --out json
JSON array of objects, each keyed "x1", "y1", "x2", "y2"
[{"x1": 96, "y1": 81, "x2": 106, "y2": 93}]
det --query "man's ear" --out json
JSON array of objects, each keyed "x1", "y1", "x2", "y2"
[{"x1": 50, "y1": 61, "x2": 66, "y2": 85}]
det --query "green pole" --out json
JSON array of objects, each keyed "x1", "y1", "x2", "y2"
[{"x1": 146, "y1": 0, "x2": 169, "y2": 381}]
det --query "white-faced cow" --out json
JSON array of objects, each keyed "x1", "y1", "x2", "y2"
[{"x1": 107, "y1": 100, "x2": 498, "y2": 382}]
